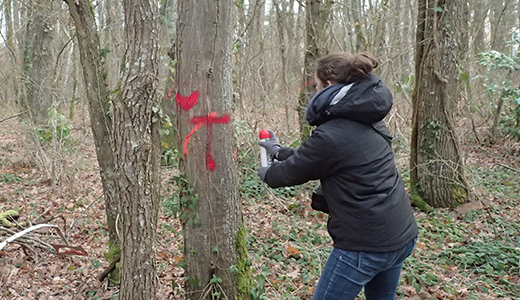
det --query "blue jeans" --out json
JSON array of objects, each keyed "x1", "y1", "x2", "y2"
[{"x1": 312, "y1": 238, "x2": 416, "y2": 300}]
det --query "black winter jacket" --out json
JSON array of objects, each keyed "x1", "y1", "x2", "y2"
[{"x1": 264, "y1": 73, "x2": 418, "y2": 252}]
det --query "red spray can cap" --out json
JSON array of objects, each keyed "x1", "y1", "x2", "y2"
[{"x1": 259, "y1": 129, "x2": 271, "y2": 140}]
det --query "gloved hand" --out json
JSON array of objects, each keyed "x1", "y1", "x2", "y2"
[
  {"x1": 258, "y1": 130, "x2": 281, "y2": 160},
  {"x1": 257, "y1": 166, "x2": 269, "y2": 182}
]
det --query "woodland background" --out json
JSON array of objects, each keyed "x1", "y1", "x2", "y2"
[{"x1": 1, "y1": 0, "x2": 520, "y2": 299}]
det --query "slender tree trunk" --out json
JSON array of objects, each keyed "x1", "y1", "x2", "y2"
[
  {"x1": 4, "y1": 0, "x2": 22, "y2": 108},
  {"x1": 63, "y1": 0, "x2": 120, "y2": 281},
  {"x1": 174, "y1": 1, "x2": 251, "y2": 299},
  {"x1": 343, "y1": 1, "x2": 356, "y2": 52},
  {"x1": 410, "y1": 0, "x2": 469, "y2": 208},
  {"x1": 372, "y1": 0, "x2": 389, "y2": 56},
  {"x1": 113, "y1": 0, "x2": 161, "y2": 298},
  {"x1": 13, "y1": 0, "x2": 23, "y2": 50},
  {"x1": 471, "y1": 0, "x2": 490, "y2": 55},
  {"x1": 5, "y1": 0, "x2": 15, "y2": 53},
  {"x1": 352, "y1": 0, "x2": 368, "y2": 52},
  {"x1": 274, "y1": 2, "x2": 291, "y2": 130},
  {"x1": 8, "y1": 0, "x2": 26, "y2": 117},
  {"x1": 490, "y1": 1, "x2": 513, "y2": 52},
  {"x1": 299, "y1": 0, "x2": 331, "y2": 139}
]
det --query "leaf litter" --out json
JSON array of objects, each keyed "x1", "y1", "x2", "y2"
[{"x1": 1, "y1": 118, "x2": 520, "y2": 299}]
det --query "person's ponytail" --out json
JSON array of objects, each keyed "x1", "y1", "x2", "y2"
[{"x1": 316, "y1": 52, "x2": 379, "y2": 85}]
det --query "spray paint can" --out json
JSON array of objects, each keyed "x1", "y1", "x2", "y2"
[{"x1": 259, "y1": 129, "x2": 271, "y2": 167}]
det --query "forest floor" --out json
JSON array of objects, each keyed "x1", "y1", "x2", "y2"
[{"x1": 1, "y1": 118, "x2": 520, "y2": 300}]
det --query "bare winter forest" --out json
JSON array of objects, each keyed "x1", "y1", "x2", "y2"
[{"x1": 1, "y1": 0, "x2": 520, "y2": 299}]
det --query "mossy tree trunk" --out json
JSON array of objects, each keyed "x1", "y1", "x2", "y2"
[
  {"x1": 173, "y1": 0, "x2": 251, "y2": 299},
  {"x1": 410, "y1": 0, "x2": 469, "y2": 208}
]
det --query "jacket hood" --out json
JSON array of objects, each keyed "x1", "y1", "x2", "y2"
[{"x1": 305, "y1": 73, "x2": 393, "y2": 126}]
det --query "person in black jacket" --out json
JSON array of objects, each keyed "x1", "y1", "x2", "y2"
[{"x1": 258, "y1": 52, "x2": 418, "y2": 300}]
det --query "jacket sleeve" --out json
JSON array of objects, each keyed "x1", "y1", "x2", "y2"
[
  {"x1": 264, "y1": 128, "x2": 338, "y2": 188},
  {"x1": 276, "y1": 147, "x2": 296, "y2": 161}
]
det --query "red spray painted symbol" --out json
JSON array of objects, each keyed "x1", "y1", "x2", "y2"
[
  {"x1": 183, "y1": 112, "x2": 229, "y2": 171},
  {"x1": 175, "y1": 90, "x2": 229, "y2": 171},
  {"x1": 176, "y1": 91, "x2": 199, "y2": 111}
]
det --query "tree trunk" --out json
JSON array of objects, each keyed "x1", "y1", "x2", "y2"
[
  {"x1": 100, "y1": 0, "x2": 124, "y2": 92},
  {"x1": 274, "y1": 2, "x2": 291, "y2": 130},
  {"x1": 4, "y1": 0, "x2": 15, "y2": 53},
  {"x1": 113, "y1": 0, "x2": 161, "y2": 298},
  {"x1": 410, "y1": 0, "x2": 469, "y2": 208},
  {"x1": 352, "y1": 0, "x2": 368, "y2": 52},
  {"x1": 174, "y1": 1, "x2": 251, "y2": 299},
  {"x1": 23, "y1": 0, "x2": 58, "y2": 125},
  {"x1": 490, "y1": 1, "x2": 513, "y2": 52},
  {"x1": 63, "y1": 0, "x2": 120, "y2": 282},
  {"x1": 471, "y1": 0, "x2": 490, "y2": 54},
  {"x1": 299, "y1": 0, "x2": 331, "y2": 139}
]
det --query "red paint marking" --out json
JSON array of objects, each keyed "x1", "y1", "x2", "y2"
[
  {"x1": 183, "y1": 122, "x2": 205, "y2": 156},
  {"x1": 207, "y1": 154, "x2": 216, "y2": 171},
  {"x1": 165, "y1": 83, "x2": 175, "y2": 100},
  {"x1": 300, "y1": 80, "x2": 314, "y2": 94},
  {"x1": 183, "y1": 112, "x2": 230, "y2": 171},
  {"x1": 176, "y1": 91, "x2": 199, "y2": 111}
]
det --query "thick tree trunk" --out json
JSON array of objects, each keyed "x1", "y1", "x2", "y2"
[
  {"x1": 174, "y1": 1, "x2": 251, "y2": 299},
  {"x1": 23, "y1": 0, "x2": 57, "y2": 125},
  {"x1": 113, "y1": 0, "x2": 161, "y2": 299},
  {"x1": 63, "y1": 0, "x2": 120, "y2": 281},
  {"x1": 410, "y1": 0, "x2": 469, "y2": 208}
]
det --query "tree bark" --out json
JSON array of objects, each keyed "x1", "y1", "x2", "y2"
[
  {"x1": 113, "y1": 0, "x2": 161, "y2": 298},
  {"x1": 410, "y1": 0, "x2": 469, "y2": 208},
  {"x1": 274, "y1": 2, "x2": 291, "y2": 130},
  {"x1": 63, "y1": 0, "x2": 120, "y2": 281},
  {"x1": 100, "y1": 0, "x2": 124, "y2": 92},
  {"x1": 23, "y1": 0, "x2": 58, "y2": 125},
  {"x1": 299, "y1": 0, "x2": 331, "y2": 139},
  {"x1": 490, "y1": 0, "x2": 513, "y2": 52},
  {"x1": 470, "y1": 0, "x2": 490, "y2": 54},
  {"x1": 4, "y1": 0, "x2": 15, "y2": 53},
  {"x1": 352, "y1": 0, "x2": 368, "y2": 52},
  {"x1": 174, "y1": 1, "x2": 251, "y2": 299}
]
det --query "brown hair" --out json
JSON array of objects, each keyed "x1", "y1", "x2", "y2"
[{"x1": 315, "y1": 52, "x2": 379, "y2": 85}]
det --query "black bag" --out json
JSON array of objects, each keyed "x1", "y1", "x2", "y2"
[{"x1": 311, "y1": 184, "x2": 329, "y2": 213}]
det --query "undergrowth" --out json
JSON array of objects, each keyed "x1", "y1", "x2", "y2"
[
  {"x1": 238, "y1": 154, "x2": 520, "y2": 299},
  {"x1": 159, "y1": 122, "x2": 520, "y2": 299}
]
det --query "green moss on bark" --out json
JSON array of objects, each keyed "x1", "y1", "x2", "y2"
[
  {"x1": 410, "y1": 193, "x2": 433, "y2": 213},
  {"x1": 451, "y1": 184, "x2": 468, "y2": 207},
  {"x1": 236, "y1": 225, "x2": 252, "y2": 299},
  {"x1": 106, "y1": 241, "x2": 121, "y2": 285}
]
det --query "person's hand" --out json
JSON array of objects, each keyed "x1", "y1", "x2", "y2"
[
  {"x1": 258, "y1": 130, "x2": 281, "y2": 160},
  {"x1": 257, "y1": 166, "x2": 269, "y2": 182}
]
